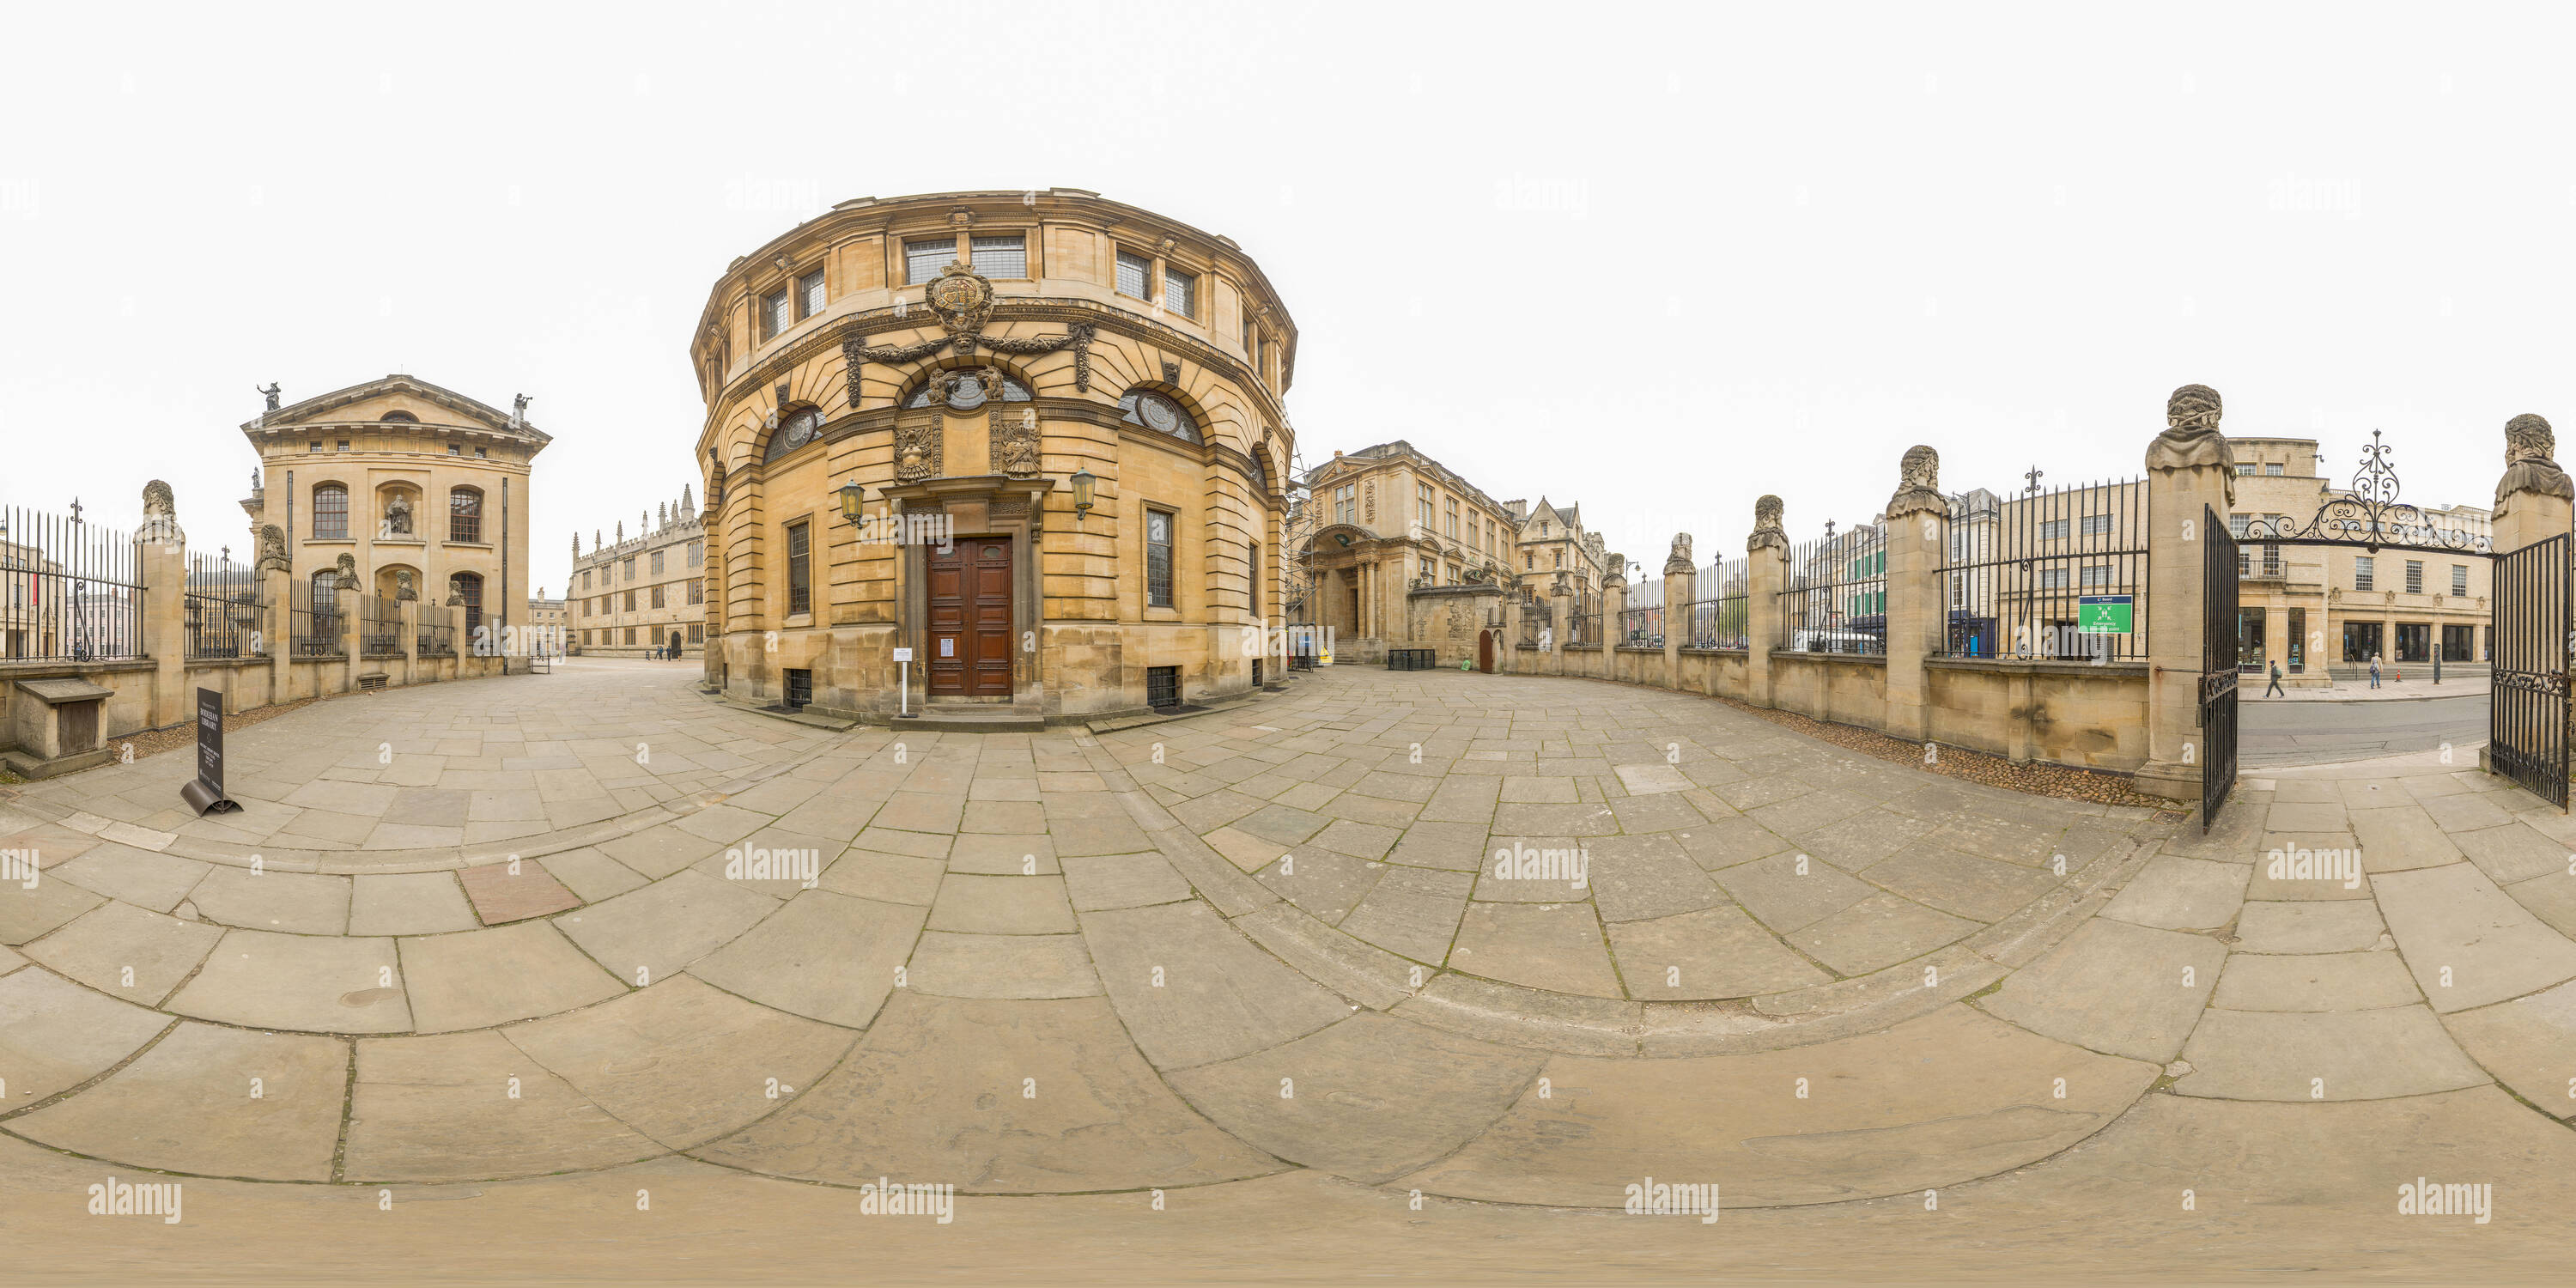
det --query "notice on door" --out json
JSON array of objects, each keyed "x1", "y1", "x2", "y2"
[{"x1": 939, "y1": 637, "x2": 955, "y2": 658}]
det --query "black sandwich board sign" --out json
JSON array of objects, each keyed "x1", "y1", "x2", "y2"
[{"x1": 179, "y1": 686, "x2": 239, "y2": 815}]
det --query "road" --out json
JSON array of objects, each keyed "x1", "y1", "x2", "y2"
[{"x1": 2239, "y1": 691, "x2": 2489, "y2": 767}]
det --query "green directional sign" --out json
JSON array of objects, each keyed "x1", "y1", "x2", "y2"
[{"x1": 2077, "y1": 594, "x2": 2133, "y2": 635}]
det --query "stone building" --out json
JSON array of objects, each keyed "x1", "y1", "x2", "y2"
[
  {"x1": 1508, "y1": 497, "x2": 1608, "y2": 616},
  {"x1": 569, "y1": 491, "x2": 706, "y2": 658},
  {"x1": 239, "y1": 374, "x2": 544, "y2": 646},
  {"x1": 526, "y1": 587, "x2": 566, "y2": 641},
  {"x1": 690, "y1": 189, "x2": 1295, "y2": 720},
  {"x1": 1297, "y1": 440, "x2": 1518, "y2": 664},
  {"x1": 2227, "y1": 435, "x2": 2491, "y2": 679}
]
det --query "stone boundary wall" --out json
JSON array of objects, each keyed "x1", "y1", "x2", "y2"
[{"x1": 0, "y1": 483, "x2": 512, "y2": 771}]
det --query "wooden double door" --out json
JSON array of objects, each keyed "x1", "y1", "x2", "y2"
[{"x1": 927, "y1": 538, "x2": 1013, "y2": 697}]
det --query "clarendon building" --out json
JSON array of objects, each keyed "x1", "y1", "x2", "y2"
[
  {"x1": 1295, "y1": 441, "x2": 1523, "y2": 663},
  {"x1": 2227, "y1": 435, "x2": 2492, "y2": 681},
  {"x1": 570, "y1": 489, "x2": 707, "y2": 658},
  {"x1": 240, "y1": 374, "x2": 544, "y2": 645},
  {"x1": 690, "y1": 189, "x2": 1294, "y2": 720}
]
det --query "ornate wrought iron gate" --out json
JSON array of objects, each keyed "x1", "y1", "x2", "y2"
[
  {"x1": 2490, "y1": 533, "x2": 2569, "y2": 811},
  {"x1": 2199, "y1": 504, "x2": 2239, "y2": 831}
]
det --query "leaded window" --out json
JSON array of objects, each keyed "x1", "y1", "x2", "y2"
[
  {"x1": 1163, "y1": 267, "x2": 1196, "y2": 318},
  {"x1": 447, "y1": 488, "x2": 482, "y2": 544},
  {"x1": 765, "y1": 405, "x2": 823, "y2": 460},
  {"x1": 798, "y1": 270, "x2": 825, "y2": 319},
  {"x1": 761, "y1": 289, "x2": 789, "y2": 340},
  {"x1": 906, "y1": 238, "x2": 954, "y2": 285},
  {"x1": 1115, "y1": 249, "x2": 1151, "y2": 299},
  {"x1": 1146, "y1": 508, "x2": 1174, "y2": 608},
  {"x1": 1118, "y1": 389, "x2": 1200, "y2": 442},
  {"x1": 312, "y1": 484, "x2": 349, "y2": 540},
  {"x1": 970, "y1": 234, "x2": 1026, "y2": 278},
  {"x1": 787, "y1": 520, "x2": 811, "y2": 616}
]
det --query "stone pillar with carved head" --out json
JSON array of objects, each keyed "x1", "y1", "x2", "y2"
[
  {"x1": 2136, "y1": 384, "x2": 2237, "y2": 805},
  {"x1": 1745, "y1": 494, "x2": 1791, "y2": 709},
  {"x1": 1881, "y1": 447, "x2": 1948, "y2": 741},
  {"x1": 2482, "y1": 414, "x2": 2573, "y2": 779},
  {"x1": 1662, "y1": 532, "x2": 1692, "y2": 690},
  {"x1": 137, "y1": 480, "x2": 191, "y2": 726},
  {"x1": 1549, "y1": 570, "x2": 1573, "y2": 676},
  {"x1": 258, "y1": 523, "x2": 291, "y2": 700},
  {"x1": 1601, "y1": 552, "x2": 1627, "y2": 675}
]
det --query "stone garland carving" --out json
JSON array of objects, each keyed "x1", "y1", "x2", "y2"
[
  {"x1": 1664, "y1": 532, "x2": 1694, "y2": 576},
  {"x1": 1363, "y1": 482, "x2": 1376, "y2": 524},
  {"x1": 894, "y1": 416, "x2": 943, "y2": 483},
  {"x1": 2146, "y1": 382, "x2": 2235, "y2": 474},
  {"x1": 1749, "y1": 494, "x2": 1788, "y2": 552},
  {"x1": 990, "y1": 407, "x2": 1042, "y2": 478},
  {"x1": 1886, "y1": 443, "x2": 1947, "y2": 518},
  {"x1": 2497, "y1": 412, "x2": 2573, "y2": 504},
  {"x1": 841, "y1": 264, "x2": 1097, "y2": 407}
]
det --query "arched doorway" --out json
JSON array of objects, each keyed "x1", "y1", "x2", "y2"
[
  {"x1": 1477, "y1": 629, "x2": 1494, "y2": 672},
  {"x1": 667, "y1": 629, "x2": 681, "y2": 659}
]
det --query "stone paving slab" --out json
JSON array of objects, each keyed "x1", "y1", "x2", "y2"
[
  {"x1": 2174, "y1": 1005, "x2": 2488, "y2": 1100},
  {"x1": 2372, "y1": 864, "x2": 2576, "y2": 1012},
  {"x1": 1397, "y1": 1004, "x2": 2154, "y2": 1207},
  {"x1": 348, "y1": 872, "x2": 478, "y2": 937},
  {"x1": 1167, "y1": 1012, "x2": 1544, "y2": 1182},
  {"x1": 21, "y1": 901, "x2": 222, "y2": 1005},
  {"x1": 343, "y1": 1030, "x2": 663, "y2": 1182},
  {"x1": 690, "y1": 890, "x2": 923, "y2": 1029},
  {"x1": 0, "y1": 967, "x2": 171, "y2": 1103},
  {"x1": 1081, "y1": 900, "x2": 1350, "y2": 1069},
  {"x1": 398, "y1": 920, "x2": 627, "y2": 1032},
  {"x1": 691, "y1": 993, "x2": 1280, "y2": 1191},
  {"x1": 2232, "y1": 900, "x2": 2387, "y2": 954},
  {"x1": 10, "y1": 1021, "x2": 346, "y2": 1181},
  {"x1": 1978, "y1": 919, "x2": 2223, "y2": 1063},
  {"x1": 504, "y1": 975, "x2": 854, "y2": 1149},
  {"x1": 556, "y1": 870, "x2": 776, "y2": 984},
  {"x1": 2211, "y1": 949, "x2": 2420, "y2": 1012},
  {"x1": 167, "y1": 928, "x2": 409, "y2": 1033}
]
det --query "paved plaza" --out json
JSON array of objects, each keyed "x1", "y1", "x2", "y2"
[{"x1": 3, "y1": 658, "x2": 2573, "y2": 1279}]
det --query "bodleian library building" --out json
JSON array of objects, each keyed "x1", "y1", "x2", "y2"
[{"x1": 569, "y1": 489, "x2": 707, "y2": 658}]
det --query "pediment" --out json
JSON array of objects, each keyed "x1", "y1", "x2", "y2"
[{"x1": 247, "y1": 374, "x2": 546, "y2": 442}]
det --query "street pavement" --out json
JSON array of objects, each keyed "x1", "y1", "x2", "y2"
[
  {"x1": 2241, "y1": 691, "x2": 2490, "y2": 767},
  {"x1": 2, "y1": 659, "x2": 2570, "y2": 1280}
]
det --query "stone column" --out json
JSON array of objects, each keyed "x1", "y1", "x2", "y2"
[
  {"x1": 1882, "y1": 447, "x2": 1949, "y2": 741},
  {"x1": 2136, "y1": 384, "x2": 2238, "y2": 805},
  {"x1": 1601, "y1": 566, "x2": 1626, "y2": 673},
  {"x1": 135, "y1": 483, "x2": 190, "y2": 728},
  {"x1": 1745, "y1": 495, "x2": 1790, "y2": 709},
  {"x1": 1550, "y1": 574, "x2": 1572, "y2": 676},
  {"x1": 2482, "y1": 413, "x2": 2573, "y2": 777},
  {"x1": 264, "y1": 561, "x2": 292, "y2": 702},
  {"x1": 1662, "y1": 535, "x2": 1692, "y2": 691},
  {"x1": 336, "y1": 574, "x2": 360, "y2": 696},
  {"x1": 400, "y1": 594, "x2": 420, "y2": 689}
]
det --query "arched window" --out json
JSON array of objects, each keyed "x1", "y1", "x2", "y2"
[
  {"x1": 382, "y1": 410, "x2": 418, "y2": 422},
  {"x1": 452, "y1": 572, "x2": 484, "y2": 635},
  {"x1": 904, "y1": 372, "x2": 1031, "y2": 410},
  {"x1": 312, "y1": 483, "x2": 349, "y2": 539},
  {"x1": 763, "y1": 405, "x2": 824, "y2": 461},
  {"x1": 1119, "y1": 389, "x2": 1200, "y2": 443},
  {"x1": 448, "y1": 487, "x2": 483, "y2": 544},
  {"x1": 1249, "y1": 447, "x2": 1268, "y2": 496}
]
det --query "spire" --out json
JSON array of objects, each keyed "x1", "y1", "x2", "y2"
[{"x1": 681, "y1": 483, "x2": 695, "y2": 515}]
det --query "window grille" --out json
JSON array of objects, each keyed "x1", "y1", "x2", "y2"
[
  {"x1": 1146, "y1": 509, "x2": 1175, "y2": 608},
  {"x1": 906, "y1": 238, "x2": 953, "y2": 284},
  {"x1": 970, "y1": 234, "x2": 1026, "y2": 278},
  {"x1": 1163, "y1": 268, "x2": 1195, "y2": 318},
  {"x1": 1116, "y1": 249, "x2": 1151, "y2": 298}
]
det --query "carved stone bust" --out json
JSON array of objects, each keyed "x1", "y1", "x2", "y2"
[
  {"x1": 1886, "y1": 444, "x2": 1947, "y2": 518},
  {"x1": 334, "y1": 552, "x2": 358, "y2": 587},
  {"x1": 2146, "y1": 382, "x2": 2237, "y2": 476},
  {"x1": 258, "y1": 524, "x2": 289, "y2": 571},
  {"x1": 143, "y1": 479, "x2": 174, "y2": 518},
  {"x1": 1664, "y1": 532, "x2": 1694, "y2": 576},
  {"x1": 2496, "y1": 412, "x2": 2574, "y2": 507},
  {"x1": 1750, "y1": 494, "x2": 1788, "y2": 551},
  {"x1": 394, "y1": 569, "x2": 416, "y2": 602}
]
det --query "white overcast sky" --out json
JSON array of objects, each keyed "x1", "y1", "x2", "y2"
[{"x1": 3, "y1": 3, "x2": 2572, "y2": 594}]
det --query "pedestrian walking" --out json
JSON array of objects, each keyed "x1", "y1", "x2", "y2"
[
  {"x1": 2265, "y1": 659, "x2": 2285, "y2": 697},
  {"x1": 2369, "y1": 654, "x2": 2381, "y2": 690}
]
